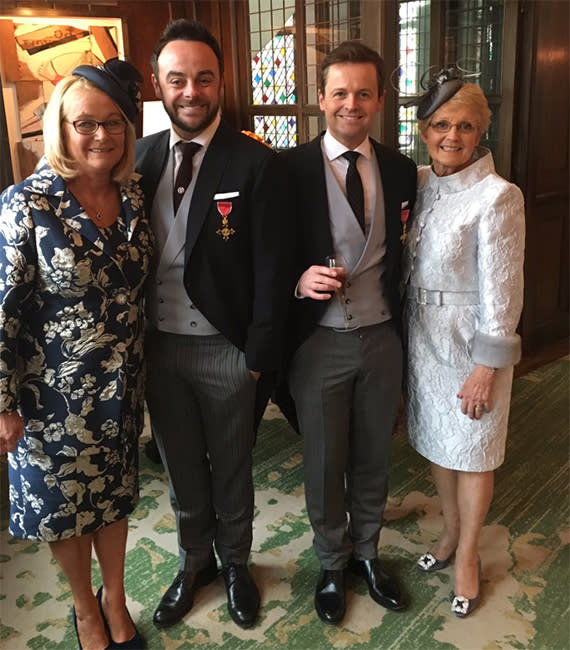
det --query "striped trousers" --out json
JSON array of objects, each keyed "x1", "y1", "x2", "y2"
[{"x1": 145, "y1": 330, "x2": 257, "y2": 572}]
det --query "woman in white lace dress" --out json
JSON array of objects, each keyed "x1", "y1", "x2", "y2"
[{"x1": 403, "y1": 72, "x2": 525, "y2": 618}]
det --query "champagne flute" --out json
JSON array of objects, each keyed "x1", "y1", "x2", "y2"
[{"x1": 324, "y1": 254, "x2": 349, "y2": 328}]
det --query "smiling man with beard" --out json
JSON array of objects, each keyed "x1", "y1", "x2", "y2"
[{"x1": 135, "y1": 19, "x2": 292, "y2": 630}]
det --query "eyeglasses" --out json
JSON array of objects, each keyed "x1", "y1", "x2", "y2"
[
  {"x1": 67, "y1": 119, "x2": 127, "y2": 135},
  {"x1": 429, "y1": 120, "x2": 477, "y2": 134}
]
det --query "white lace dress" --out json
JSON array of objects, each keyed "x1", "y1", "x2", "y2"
[{"x1": 403, "y1": 147, "x2": 525, "y2": 471}]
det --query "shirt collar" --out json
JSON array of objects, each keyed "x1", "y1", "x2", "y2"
[
  {"x1": 169, "y1": 110, "x2": 221, "y2": 151},
  {"x1": 322, "y1": 129, "x2": 372, "y2": 162}
]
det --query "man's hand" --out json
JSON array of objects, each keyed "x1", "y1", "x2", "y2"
[
  {"x1": 0, "y1": 411, "x2": 25, "y2": 455},
  {"x1": 297, "y1": 265, "x2": 347, "y2": 300}
]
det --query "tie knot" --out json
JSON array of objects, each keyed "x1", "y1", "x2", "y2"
[
  {"x1": 178, "y1": 140, "x2": 202, "y2": 160},
  {"x1": 342, "y1": 150, "x2": 360, "y2": 166}
]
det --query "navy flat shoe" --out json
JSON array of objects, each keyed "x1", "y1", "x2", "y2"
[
  {"x1": 96, "y1": 587, "x2": 145, "y2": 649},
  {"x1": 417, "y1": 551, "x2": 453, "y2": 572},
  {"x1": 451, "y1": 590, "x2": 481, "y2": 617},
  {"x1": 72, "y1": 601, "x2": 111, "y2": 650},
  {"x1": 450, "y1": 558, "x2": 482, "y2": 618}
]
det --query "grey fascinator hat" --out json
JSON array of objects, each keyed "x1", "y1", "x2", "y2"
[
  {"x1": 404, "y1": 67, "x2": 464, "y2": 120},
  {"x1": 72, "y1": 57, "x2": 143, "y2": 122}
]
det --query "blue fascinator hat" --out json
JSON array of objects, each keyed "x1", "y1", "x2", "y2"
[{"x1": 72, "y1": 58, "x2": 143, "y2": 122}]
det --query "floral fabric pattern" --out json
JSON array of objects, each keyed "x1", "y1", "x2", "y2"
[{"x1": 0, "y1": 162, "x2": 152, "y2": 540}]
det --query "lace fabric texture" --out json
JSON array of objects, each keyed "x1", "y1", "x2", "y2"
[{"x1": 404, "y1": 148, "x2": 525, "y2": 471}]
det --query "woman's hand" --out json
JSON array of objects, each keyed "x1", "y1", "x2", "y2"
[
  {"x1": 0, "y1": 411, "x2": 25, "y2": 454},
  {"x1": 457, "y1": 365, "x2": 496, "y2": 420}
]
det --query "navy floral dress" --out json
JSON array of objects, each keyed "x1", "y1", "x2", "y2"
[{"x1": 0, "y1": 162, "x2": 153, "y2": 541}]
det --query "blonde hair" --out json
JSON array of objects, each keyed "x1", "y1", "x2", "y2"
[
  {"x1": 42, "y1": 75, "x2": 135, "y2": 184},
  {"x1": 418, "y1": 83, "x2": 492, "y2": 136}
]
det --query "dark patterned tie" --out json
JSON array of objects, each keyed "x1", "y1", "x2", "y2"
[
  {"x1": 173, "y1": 141, "x2": 202, "y2": 213},
  {"x1": 342, "y1": 151, "x2": 365, "y2": 233}
]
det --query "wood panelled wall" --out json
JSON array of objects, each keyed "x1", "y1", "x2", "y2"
[
  {"x1": 2, "y1": 0, "x2": 568, "y2": 357},
  {"x1": 0, "y1": 1, "x2": 248, "y2": 131},
  {"x1": 512, "y1": 0, "x2": 569, "y2": 353}
]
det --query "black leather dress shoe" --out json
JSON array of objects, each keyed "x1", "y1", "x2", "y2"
[
  {"x1": 349, "y1": 558, "x2": 406, "y2": 611},
  {"x1": 314, "y1": 569, "x2": 345, "y2": 625},
  {"x1": 222, "y1": 563, "x2": 260, "y2": 628},
  {"x1": 153, "y1": 555, "x2": 218, "y2": 629}
]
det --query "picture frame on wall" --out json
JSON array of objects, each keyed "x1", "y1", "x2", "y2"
[{"x1": 0, "y1": 15, "x2": 125, "y2": 183}]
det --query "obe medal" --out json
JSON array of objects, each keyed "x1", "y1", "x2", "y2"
[{"x1": 216, "y1": 201, "x2": 236, "y2": 241}]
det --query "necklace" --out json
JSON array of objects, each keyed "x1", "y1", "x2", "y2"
[
  {"x1": 84, "y1": 202, "x2": 115, "y2": 226},
  {"x1": 69, "y1": 182, "x2": 120, "y2": 227}
]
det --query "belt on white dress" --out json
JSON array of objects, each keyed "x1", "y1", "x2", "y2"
[{"x1": 407, "y1": 286, "x2": 479, "y2": 306}]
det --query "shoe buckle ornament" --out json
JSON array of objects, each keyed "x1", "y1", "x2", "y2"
[
  {"x1": 418, "y1": 553, "x2": 436, "y2": 570},
  {"x1": 452, "y1": 596, "x2": 469, "y2": 615}
]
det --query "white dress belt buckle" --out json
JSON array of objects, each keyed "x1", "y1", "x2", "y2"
[
  {"x1": 417, "y1": 288, "x2": 441, "y2": 306},
  {"x1": 410, "y1": 286, "x2": 479, "y2": 306}
]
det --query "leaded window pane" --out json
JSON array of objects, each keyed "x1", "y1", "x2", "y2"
[
  {"x1": 445, "y1": 0, "x2": 503, "y2": 95},
  {"x1": 253, "y1": 114, "x2": 297, "y2": 148},
  {"x1": 397, "y1": 0, "x2": 504, "y2": 163},
  {"x1": 248, "y1": 1, "x2": 361, "y2": 149},
  {"x1": 305, "y1": 1, "x2": 362, "y2": 104},
  {"x1": 250, "y1": 1, "x2": 296, "y2": 108}
]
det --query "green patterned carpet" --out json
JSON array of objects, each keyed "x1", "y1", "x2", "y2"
[{"x1": 1, "y1": 357, "x2": 569, "y2": 650}]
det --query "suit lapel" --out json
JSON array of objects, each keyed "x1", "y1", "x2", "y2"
[
  {"x1": 372, "y1": 142, "x2": 401, "y2": 250},
  {"x1": 137, "y1": 131, "x2": 170, "y2": 212},
  {"x1": 304, "y1": 135, "x2": 334, "y2": 259},
  {"x1": 158, "y1": 209, "x2": 187, "y2": 272},
  {"x1": 184, "y1": 124, "x2": 230, "y2": 264}
]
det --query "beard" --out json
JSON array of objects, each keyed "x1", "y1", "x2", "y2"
[{"x1": 162, "y1": 99, "x2": 220, "y2": 138}]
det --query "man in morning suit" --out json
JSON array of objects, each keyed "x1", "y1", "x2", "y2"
[
  {"x1": 278, "y1": 41, "x2": 417, "y2": 625},
  {"x1": 135, "y1": 19, "x2": 291, "y2": 630}
]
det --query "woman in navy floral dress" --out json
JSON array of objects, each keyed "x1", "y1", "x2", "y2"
[{"x1": 0, "y1": 59, "x2": 152, "y2": 649}]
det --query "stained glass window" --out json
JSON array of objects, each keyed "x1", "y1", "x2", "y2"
[
  {"x1": 445, "y1": 0, "x2": 504, "y2": 155},
  {"x1": 445, "y1": 0, "x2": 503, "y2": 95},
  {"x1": 251, "y1": 14, "x2": 296, "y2": 106},
  {"x1": 397, "y1": 0, "x2": 505, "y2": 164},
  {"x1": 249, "y1": 1, "x2": 296, "y2": 146},
  {"x1": 248, "y1": 0, "x2": 361, "y2": 149},
  {"x1": 305, "y1": 0, "x2": 362, "y2": 104},
  {"x1": 253, "y1": 114, "x2": 297, "y2": 148},
  {"x1": 398, "y1": 1, "x2": 431, "y2": 162}
]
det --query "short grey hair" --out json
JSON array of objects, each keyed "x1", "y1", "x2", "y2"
[{"x1": 418, "y1": 83, "x2": 492, "y2": 136}]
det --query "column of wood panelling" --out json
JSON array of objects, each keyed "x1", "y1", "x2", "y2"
[
  {"x1": 513, "y1": 0, "x2": 569, "y2": 351},
  {"x1": 2, "y1": 2, "x2": 198, "y2": 116}
]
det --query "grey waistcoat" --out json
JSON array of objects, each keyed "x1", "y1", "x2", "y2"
[
  {"x1": 147, "y1": 151, "x2": 218, "y2": 335},
  {"x1": 319, "y1": 151, "x2": 392, "y2": 329}
]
